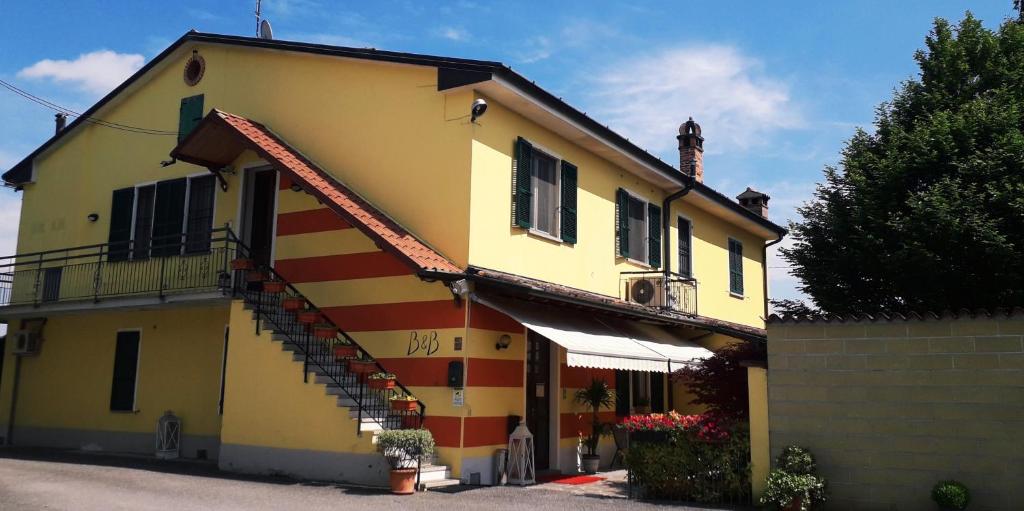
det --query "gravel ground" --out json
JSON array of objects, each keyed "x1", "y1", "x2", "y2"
[{"x1": 0, "y1": 449, "x2": 738, "y2": 511}]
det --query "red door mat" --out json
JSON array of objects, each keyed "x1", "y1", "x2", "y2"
[{"x1": 537, "y1": 474, "x2": 606, "y2": 485}]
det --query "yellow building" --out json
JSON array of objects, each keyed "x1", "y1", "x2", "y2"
[{"x1": 0, "y1": 32, "x2": 785, "y2": 486}]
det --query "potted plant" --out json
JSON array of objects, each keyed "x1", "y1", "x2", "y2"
[
  {"x1": 347, "y1": 358, "x2": 377, "y2": 375},
  {"x1": 262, "y1": 280, "x2": 287, "y2": 293},
  {"x1": 312, "y1": 325, "x2": 338, "y2": 339},
  {"x1": 282, "y1": 297, "x2": 305, "y2": 312},
  {"x1": 230, "y1": 258, "x2": 256, "y2": 271},
  {"x1": 333, "y1": 344, "x2": 359, "y2": 360},
  {"x1": 377, "y1": 429, "x2": 435, "y2": 495},
  {"x1": 932, "y1": 480, "x2": 970, "y2": 511},
  {"x1": 245, "y1": 270, "x2": 269, "y2": 282},
  {"x1": 368, "y1": 372, "x2": 397, "y2": 391},
  {"x1": 573, "y1": 378, "x2": 614, "y2": 474},
  {"x1": 761, "y1": 446, "x2": 827, "y2": 511},
  {"x1": 390, "y1": 394, "x2": 419, "y2": 412},
  {"x1": 297, "y1": 311, "x2": 323, "y2": 324}
]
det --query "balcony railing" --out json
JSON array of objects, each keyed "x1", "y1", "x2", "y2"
[
  {"x1": 0, "y1": 227, "x2": 236, "y2": 308},
  {"x1": 620, "y1": 271, "x2": 698, "y2": 316}
]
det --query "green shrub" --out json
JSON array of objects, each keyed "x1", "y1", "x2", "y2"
[
  {"x1": 931, "y1": 480, "x2": 970, "y2": 510},
  {"x1": 760, "y1": 446, "x2": 827, "y2": 510},
  {"x1": 623, "y1": 412, "x2": 750, "y2": 503},
  {"x1": 376, "y1": 429, "x2": 434, "y2": 469}
]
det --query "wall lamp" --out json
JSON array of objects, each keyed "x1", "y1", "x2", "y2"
[
  {"x1": 496, "y1": 334, "x2": 511, "y2": 351},
  {"x1": 87, "y1": 213, "x2": 99, "y2": 222},
  {"x1": 290, "y1": 183, "x2": 303, "y2": 192}
]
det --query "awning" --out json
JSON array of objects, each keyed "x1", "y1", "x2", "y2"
[{"x1": 474, "y1": 294, "x2": 712, "y2": 373}]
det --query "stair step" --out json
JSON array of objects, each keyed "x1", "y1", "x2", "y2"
[{"x1": 422, "y1": 479, "x2": 462, "y2": 490}]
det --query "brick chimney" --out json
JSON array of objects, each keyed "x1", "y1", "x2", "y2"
[
  {"x1": 677, "y1": 117, "x2": 704, "y2": 182},
  {"x1": 54, "y1": 113, "x2": 67, "y2": 134},
  {"x1": 736, "y1": 187, "x2": 770, "y2": 218}
]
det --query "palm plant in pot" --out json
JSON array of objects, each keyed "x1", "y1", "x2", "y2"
[
  {"x1": 574, "y1": 378, "x2": 614, "y2": 474},
  {"x1": 377, "y1": 429, "x2": 435, "y2": 495}
]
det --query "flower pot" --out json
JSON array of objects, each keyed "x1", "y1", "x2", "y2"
[
  {"x1": 282, "y1": 297, "x2": 306, "y2": 312},
  {"x1": 262, "y1": 281, "x2": 287, "y2": 293},
  {"x1": 581, "y1": 454, "x2": 600, "y2": 474},
  {"x1": 389, "y1": 468, "x2": 417, "y2": 495},
  {"x1": 297, "y1": 311, "x2": 323, "y2": 324},
  {"x1": 313, "y1": 326, "x2": 338, "y2": 339},
  {"x1": 783, "y1": 496, "x2": 804, "y2": 511},
  {"x1": 391, "y1": 399, "x2": 418, "y2": 412},
  {"x1": 246, "y1": 270, "x2": 269, "y2": 282},
  {"x1": 230, "y1": 258, "x2": 256, "y2": 271},
  {"x1": 369, "y1": 378, "x2": 396, "y2": 391},
  {"x1": 347, "y1": 359, "x2": 377, "y2": 374},
  {"x1": 333, "y1": 344, "x2": 359, "y2": 360}
]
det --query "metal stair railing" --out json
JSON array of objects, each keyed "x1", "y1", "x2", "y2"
[{"x1": 225, "y1": 229, "x2": 425, "y2": 434}]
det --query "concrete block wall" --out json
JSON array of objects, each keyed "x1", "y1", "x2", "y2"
[{"x1": 767, "y1": 315, "x2": 1024, "y2": 510}]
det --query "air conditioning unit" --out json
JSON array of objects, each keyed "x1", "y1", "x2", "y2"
[
  {"x1": 12, "y1": 331, "x2": 41, "y2": 356},
  {"x1": 627, "y1": 277, "x2": 666, "y2": 308}
]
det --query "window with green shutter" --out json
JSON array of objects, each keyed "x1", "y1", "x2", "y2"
[
  {"x1": 560, "y1": 161, "x2": 577, "y2": 244},
  {"x1": 647, "y1": 203, "x2": 662, "y2": 268},
  {"x1": 616, "y1": 188, "x2": 630, "y2": 258},
  {"x1": 512, "y1": 137, "x2": 533, "y2": 229},
  {"x1": 107, "y1": 187, "x2": 135, "y2": 262},
  {"x1": 178, "y1": 94, "x2": 204, "y2": 142},
  {"x1": 678, "y1": 217, "x2": 692, "y2": 278},
  {"x1": 728, "y1": 238, "x2": 744, "y2": 295}
]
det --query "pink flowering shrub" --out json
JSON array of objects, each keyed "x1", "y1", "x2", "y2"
[{"x1": 623, "y1": 412, "x2": 750, "y2": 503}]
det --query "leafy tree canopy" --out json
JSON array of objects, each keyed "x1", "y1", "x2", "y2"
[{"x1": 781, "y1": 11, "x2": 1024, "y2": 314}]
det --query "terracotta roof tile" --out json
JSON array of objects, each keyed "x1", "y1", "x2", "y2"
[
  {"x1": 176, "y1": 109, "x2": 462, "y2": 275},
  {"x1": 768, "y1": 307, "x2": 1024, "y2": 324}
]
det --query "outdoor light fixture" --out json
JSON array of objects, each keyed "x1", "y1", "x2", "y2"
[
  {"x1": 290, "y1": 183, "x2": 302, "y2": 192},
  {"x1": 496, "y1": 334, "x2": 511, "y2": 350},
  {"x1": 87, "y1": 213, "x2": 99, "y2": 222}
]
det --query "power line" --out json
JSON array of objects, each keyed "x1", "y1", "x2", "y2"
[{"x1": 0, "y1": 79, "x2": 178, "y2": 136}]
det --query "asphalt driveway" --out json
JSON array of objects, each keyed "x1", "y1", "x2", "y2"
[{"x1": 0, "y1": 449, "x2": 739, "y2": 511}]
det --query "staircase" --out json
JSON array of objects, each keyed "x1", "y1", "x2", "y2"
[{"x1": 228, "y1": 254, "x2": 460, "y2": 488}]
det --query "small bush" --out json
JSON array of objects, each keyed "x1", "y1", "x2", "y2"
[
  {"x1": 760, "y1": 446, "x2": 827, "y2": 510},
  {"x1": 376, "y1": 429, "x2": 434, "y2": 469},
  {"x1": 931, "y1": 480, "x2": 970, "y2": 510}
]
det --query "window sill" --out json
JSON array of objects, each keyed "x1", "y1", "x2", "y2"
[
  {"x1": 621, "y1": 256, "x2": 653, "y2": 269},
  {"x1": 110, "y1": 409, "x2": 140, "y2": 414},
  {"x1": 527, "y1": 228, "x2": 565, "y2": 245},
  {"x1": 729, "y1": 292, "x2": 745, "y2": 299}
]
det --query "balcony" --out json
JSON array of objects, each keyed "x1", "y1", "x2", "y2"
[
  {"x1": 619, "y1": 271, "x2": 698, "y2": 316},
  {"x1": 0, "y1": 228, "x2": 237, "y2": 314}
]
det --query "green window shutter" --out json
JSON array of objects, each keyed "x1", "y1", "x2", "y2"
[
  {"x1": 616, "y1": 188, "x2": 629, "y2": 257},
  {"x1": 178, "y1": 94, "x2": 205, "y2": 142},
  {"x1": 614, "y1": 369, "x2": 630, "y2": 417},
  {"x1": 729, "y1": 238, "x2": 744, "y2": 295},
  {"x1": 647, "y1": 203, "x2": 662, "y2": 268},
  {"x1": 107, "y1": 187, "x2": 135, "y2": 262},
  {"x1": 512, "y1": 137, "x2": 533, "y2": 228},
  {"x1": 650, "y1": 372, "x2": 665, "y2": 413},
  {"x1": 151, "y1": 178, "x2": 188, "y2": 257},
  {"x1": 559, "y1": 161, "x2": 578, "y2": 244}
]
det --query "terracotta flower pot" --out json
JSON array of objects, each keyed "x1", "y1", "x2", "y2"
[
  {"x1": 282, "y1": 297, "x2": 306, "y2": 312},
  {"x1": 369, "y1": 378, "x2": 396, "y2": 391},
  {"x1": 333, "y1": 345, "x2": 359, "y2": 360},
  {"x1": 230, "y1": 258, "x2": 256, "y2": 271},
  {"x1": 246, "y1": 270, "x2": 269, "y2": 282},
  {"x1": 391, "y1": 399, "x2": 418, "y2": 412},
  {"x1": 347, "y1": 360, "x2": 377, "y2": 374},
  {"x1": 313, "y1": 326, "x2": 338, "y2": 339},
  {"x1": 297, "y1": 311, "x2": 323, "y2": 324},
  {"x1": 389, "y1": 468, "x2": 417, "y2": 495},
  {"x1": 783, "y1": 496, "x2": 803, "y2": 511},
  {"x1": 262, "y1": 281, "x2": 287, "y2": 293}
]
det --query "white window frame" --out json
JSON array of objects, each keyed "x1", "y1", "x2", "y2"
[
  {"x1": 124, "y1": 173, "x2": 217, "y2": 260},
  {"x1": 677, "y1": 215, "x2": 694, "y2": 278},
  {"x1": 621, "y1": 188, "x2": 651, "y2": 267},
  {"x1": 526, "y1": 142, "x2": 563, "y2": 241}
]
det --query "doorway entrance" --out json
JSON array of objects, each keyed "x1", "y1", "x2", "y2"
[
  {"x1": 525, "y1": 331, "x2": 551, "y2": 470},
  {"x1": 240, "y1": 167, "x2": 277, "y2": 267}
]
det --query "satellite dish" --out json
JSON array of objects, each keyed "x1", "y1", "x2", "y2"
[{"x1": 259, "y1": 19, "x2": 274, "y2": 40}]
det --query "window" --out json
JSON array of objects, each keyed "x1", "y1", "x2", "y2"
[
  {"x1": 531, "y1": 150, "x2": 560, "y2": 237},
  {"x1": 107, "y1": 175, "x2": 216, "y2": 261},
  {"x1": 109, "y1": 331, "x2": 141, "y2": 412},
  {"x1": 511, "y1": 137, "x2": 578, "y2": 243},
  {"x1": 616, "y1": 189, "x2": 662, "y2": 267},
  {"x1": 728, "y1": 238, "x2": 744, "y2": 295},
  {"x1": 615, "y1": 369, "x2": 666, "y2": 415},
  {"x1": 41, "y1": 267, "x2": 62, "y2": 302},
  {"x1": 678, "y1": 217, "x2": 692, "y2": 278}
]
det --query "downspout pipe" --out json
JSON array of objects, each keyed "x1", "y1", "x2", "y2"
[
  {"x1": 762, "y1": 234, "x2": 786, "y2": 321},
  {"x1": 661, "y1": 160, "x2": 697, "y2": 280}
]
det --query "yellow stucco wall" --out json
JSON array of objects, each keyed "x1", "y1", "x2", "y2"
[
  {"x1": 468, "y1": 95, "x2": 769, "y2": 329},
  {"x1": 0, "y1": 305, "x2": 229, "y2": 442},
  {"x1": 747, "y1": 365, "x2": 769, "y2": 500}
]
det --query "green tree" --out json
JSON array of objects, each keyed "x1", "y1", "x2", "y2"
[{"x1": 782, "y1": 11, "x2": 1024, "y2": 314}]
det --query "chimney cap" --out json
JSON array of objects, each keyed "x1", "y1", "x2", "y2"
[
  {"x1": 736, "y1": 187, "x2": 769, "y2": 201},
  {"x1": 678, "y1": 117, "x2": 703, "y2": 138}
]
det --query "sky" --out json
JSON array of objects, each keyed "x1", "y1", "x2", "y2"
[{"x1": 0, "y1": 0, "x2": 1015, "y2": 311}]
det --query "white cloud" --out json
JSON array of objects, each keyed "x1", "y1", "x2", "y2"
[
  {"x1": 435, "y1": 26, "x2": 470, "y2": 42},
  {"x1": 515, "y1": 36, "x2": 553, "y2": 64},
  {"x1": 586, "y1": 45, "x2": 803, "y2": 156},
  {"x1": 18, "y1": 50, "x2": 145, "y2": 95}
]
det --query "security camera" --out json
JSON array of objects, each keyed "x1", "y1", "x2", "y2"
[{"x1": 471, "y1": 98, "x2": 488, "y2": 123}]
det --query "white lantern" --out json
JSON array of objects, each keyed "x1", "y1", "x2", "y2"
[
  {"x1": 156, "y1": 410, "x2": 182, "y2": 460},
  {"x1": 506, "y1": 422, "x2": 535, "y2": 485}
]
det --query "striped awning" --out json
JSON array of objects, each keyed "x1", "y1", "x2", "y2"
[{"x1": 473, "y1": 294, "x2": 712, "y2": 373}]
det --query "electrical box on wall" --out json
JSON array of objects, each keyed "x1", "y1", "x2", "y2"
[{"x1": 447, "y1": 360, "x2": 464, "y2": 388}]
